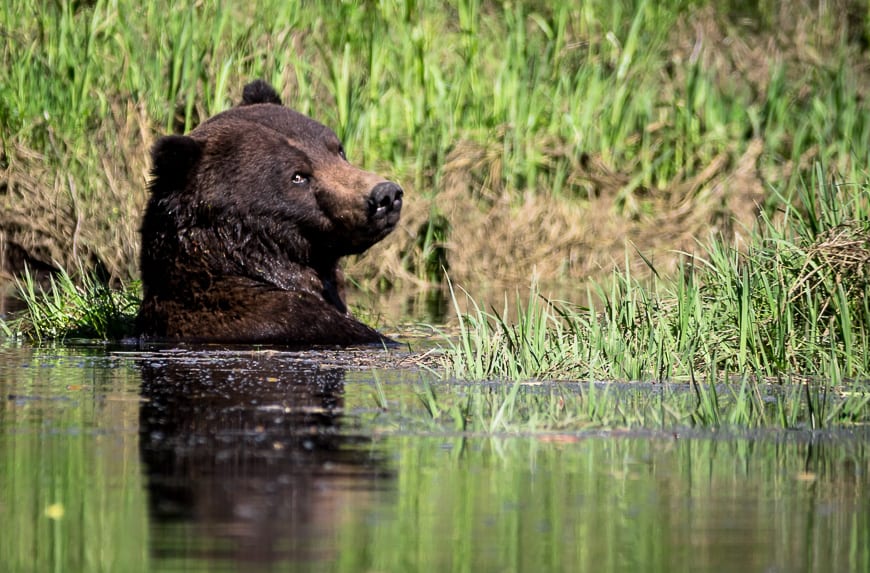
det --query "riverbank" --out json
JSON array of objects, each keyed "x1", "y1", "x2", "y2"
[{"x1": 2, "y1": 166, "x2": 868, "y2": 429}]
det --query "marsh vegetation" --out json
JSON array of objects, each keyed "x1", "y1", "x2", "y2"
[
  {"x1": 1, "y1": 1, "x2": 870, "y2": 427},
  {"x1": 3, "y1": 0, "x2": 870, "y2": 282}
]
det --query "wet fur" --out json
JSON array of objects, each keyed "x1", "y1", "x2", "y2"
[{"x1": 137, "y1": 81, "x2": 402, "y2": 345}]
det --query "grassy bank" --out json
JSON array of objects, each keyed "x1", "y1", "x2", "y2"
[
  {"x1": 3, "y1": 1, "x2": 870, "y2": 285},
  {"x1": 5, "y1": 165, "x2": 868, "y2": 382},
  {"x1": 442, "y1": 168, "x2": 870, "y2": 386}
]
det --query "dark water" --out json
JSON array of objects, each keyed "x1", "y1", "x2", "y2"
[{"x1": 0, "y1": 344, "x2": 868, "y2": 573}]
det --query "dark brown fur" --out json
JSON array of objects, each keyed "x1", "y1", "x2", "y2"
[{"x1": 136, "y1": 80, "x2": 403, "y2": 345}]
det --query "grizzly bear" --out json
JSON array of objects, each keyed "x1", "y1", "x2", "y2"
[{"x1": 136, "y1": 80, "x2": 403, "y2": 345}]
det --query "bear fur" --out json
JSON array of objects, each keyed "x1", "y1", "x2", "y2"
[{"x1": 136, "y1": 80, "x2": 403, "y2": 345}]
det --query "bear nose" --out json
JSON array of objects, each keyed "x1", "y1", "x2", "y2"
[{"x1": 368, "y1": 182, "x2": 403, "y2": 218}]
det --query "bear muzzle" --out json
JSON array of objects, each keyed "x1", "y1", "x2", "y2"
[{"x1": 367, "y1": 181, "x2": 403, "y2": 229}]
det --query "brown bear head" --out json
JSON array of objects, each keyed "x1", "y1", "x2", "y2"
[{"x1": 143, "y1": 80, "x2": 402, "y2": 277}]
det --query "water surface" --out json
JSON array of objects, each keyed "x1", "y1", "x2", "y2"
[{"x1": 0, "y1": 344, "x2": 867, "y2": 572}]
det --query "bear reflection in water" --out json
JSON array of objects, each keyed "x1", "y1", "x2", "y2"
[{"x1": 138, "y1": 350, "x2": 391, "y2": 563}]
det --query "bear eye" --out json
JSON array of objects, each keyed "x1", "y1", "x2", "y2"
[
  {"x1": 291, "y1": 173, "x2": 310, "y2": 185},
  {"x1": 338, "y1": 145, "x2": 346, "y2": 160}
]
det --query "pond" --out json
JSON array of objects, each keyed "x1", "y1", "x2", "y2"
[{"x1": 0, "y1": 343, "x2": 868, "y2": 573}]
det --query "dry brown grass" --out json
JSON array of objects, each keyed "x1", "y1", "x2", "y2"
[
  {"x1": 348, "y1": 134, "x2": 767, "y2": 288},
  {"x1": 670, "y1": 3, "x2": 867, "y2": 97},
  {"x1": 0, "y1": 99, "x2": 152, "y2": 283},
  {"x1": 789, "y1": 222, "x2": 870, "y2": 314}
]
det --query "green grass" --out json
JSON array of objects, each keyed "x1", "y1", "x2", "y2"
[
  {"x1": 3, "y1": 1, "x2": 870, "y2": 282},
  {"x1": 441, "y1": 167, "x2": 870, "y2": 388},
  {"x1": 3, "y1": 269, "x2": 139, "y2": 342}
]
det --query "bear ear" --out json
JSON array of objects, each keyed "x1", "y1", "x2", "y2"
[
  {"x1": 149, "y1": 135, "x2": 202, "y2": 196},
  {"x1": 241, "y1": 80, "x2": 282, "y2": 106}
]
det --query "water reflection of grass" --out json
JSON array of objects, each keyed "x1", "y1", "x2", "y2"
[
  {"x1": 361, "y1": 377, "x2": 867, "y2": 433},
  {"x1": 333, "y1": 435, "x2": 870, "y2": 573},
  {"x1": 0, "y1": 348, "x2": 148, "y2": 573},
  {"x1": 4, "y1": 347, "x2": 866, "y2": 571}
]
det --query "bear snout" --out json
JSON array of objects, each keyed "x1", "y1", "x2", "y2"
[{"x1": 368, "y1": 181, "x2": 403, "y2": 223}]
